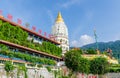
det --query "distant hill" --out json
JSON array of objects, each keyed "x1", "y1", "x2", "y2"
[{"x1": 81, "y1": 40, "x2": 120, "y2": 59}]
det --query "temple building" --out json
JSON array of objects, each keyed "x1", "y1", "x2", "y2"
[
  {"x1": 52, "y1": 12, "x2": 69, "y2": 55},
  {"x1": 0, "y1": 14, "x2": 62, "y2": 66}
]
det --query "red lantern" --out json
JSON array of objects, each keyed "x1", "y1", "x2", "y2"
[
  {"x1": 0, "y1": 10, "x2": 2, "y2": 15},
  {"x1": 38, "y1": 29, "x2": 42, "y2": 34},
  {"x1": 7, "y1": 14, "x2": 13, "y2": 20},
  {"x1": 44, "y1": 32, "x2": 47, "y2": 37},
  {"x1": 32, "y1": 26, "x2": 36, "y2": 31},
  {"x1": 17, "y1": 18, "x2": 22, "y2": 25}
]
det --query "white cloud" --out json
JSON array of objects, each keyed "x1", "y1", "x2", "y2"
[
  {"x1": 71, "y1": 34, "x2": 95, "y2": 47},
  {"x1": 61, "y1": 0, "x2": 81, "y2": 8},
  {"x1": 80, "y1": 34, "x2": 94, "y2": 46}
]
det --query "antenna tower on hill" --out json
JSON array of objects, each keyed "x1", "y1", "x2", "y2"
[{"x1": 94, "y1": 29, "x2": 99, "y2": 50}]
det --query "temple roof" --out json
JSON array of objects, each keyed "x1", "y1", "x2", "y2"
[{"x1": 0, "y1": 16, "x2": 60, "y2": 45}]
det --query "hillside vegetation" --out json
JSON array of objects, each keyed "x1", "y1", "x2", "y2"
[{"x1": 81, "y1": 40, "x2": 120, "y2": 59}]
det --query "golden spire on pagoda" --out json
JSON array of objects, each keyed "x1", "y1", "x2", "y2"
[{"x1": 56, "y1": 12, "x2": 64, "y2": 23}]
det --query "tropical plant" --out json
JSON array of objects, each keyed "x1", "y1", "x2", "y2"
[
  {"x1": 21, "y1": 65, "x2": 28, "y2": 78},
  {"x1": 109, "y1": 64, "x2": 120, "y2": 73},
  {"x1": 65, "y1": 50, "x2": 90, "y2": 75},
  {"x1": 90, "y1": 57, "x2": 109, "y2": 78},
  {"x1": 46, "y1": 66, "x2": 51, "y2": 72},
  {"x1": 4, "y1": 61, "x2": 14, "y2": 78},
  {"x1": 54, "y1": 70, "x2": 58, "y2": 78},
  {"x1": 37, "y1": 64, "x2": 43, "y2": 68},
  {"x1": 86, "y1": 49, "x2": 97, "y2": 54},
  {"x1": 65, "y1": 50, "x2": 82, "y2": 72},
  {"x1": 17, "y1": 65, "x2": 24, "y2": 78},
  {"x1": 78, "y1": 58, "x2": 90, "y2": 74}
]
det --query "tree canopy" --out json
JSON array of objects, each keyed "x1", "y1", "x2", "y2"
[
  {"x1": 65, "y1": 50, "x2": 109, "y2": 75},
  {"x1": 65, "y1": 50, "x2": 90, "y2": 74},
  {"x1": 81, "y1": 40, "x2": 120, "y2": 59},
  {"x1": 86, "y1": 49, "x2": 97, "y2": 54},
  {"x1": 90, "y1": 57, "x2": 109, "y2": 75}
]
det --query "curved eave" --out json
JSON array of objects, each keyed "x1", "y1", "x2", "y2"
[
  {"x1": 0, "y1": 17, "x2": 60, "y2": 45},
  {"x1": 0, "y1": 40, "x2": 62, "y2": 60}
]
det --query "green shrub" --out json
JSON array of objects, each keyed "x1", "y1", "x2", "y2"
[
  {"x1": 4, "y1": 61, "x2": 14, "y2": 73},
  {"x1": 0, "y1": 48, "x2": 56, "y2": 65},
  {"x1": 37, "y1": 64, "x2": 42, "y2": 68},
  {"x1": 46, "y1": 66, "x2": 51, "y2": 72}
]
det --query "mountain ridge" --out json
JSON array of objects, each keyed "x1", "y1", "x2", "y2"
[{"x1": 80, "y1": 40, "x2": 120, "y2": 59}]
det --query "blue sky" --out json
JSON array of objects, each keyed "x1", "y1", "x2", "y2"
[{"x1": 0, "y1": 0, "x2": 120, "y2": 47}]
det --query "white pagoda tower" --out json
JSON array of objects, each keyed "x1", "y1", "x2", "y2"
[{"x1": 52, "y1": 12, "x2": 69, "y2": 55}]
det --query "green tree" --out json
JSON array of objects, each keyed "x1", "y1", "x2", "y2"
[
  {"x1": 65, "y1": 50, "x2": 90, "y2": 77},
  {"x1": 65, "y1": 50, "x2": 82, "y2": 72},
  {"x1": 0, "y1": 20, "x2": 2, "y2": 26},
  {"x1": 78, "y1": 58, "x2": 90, "y2": 74},
  {"x1": 90, "y1": 57, "x2": 109, "y2": 78},
  {"x1": 86, "y1": 49, "x2": 97, "y2": 54}
]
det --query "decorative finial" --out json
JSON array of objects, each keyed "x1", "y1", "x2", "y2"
[{"x1": 56, "y1": 12, "x2": 64, "y2": 23}]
